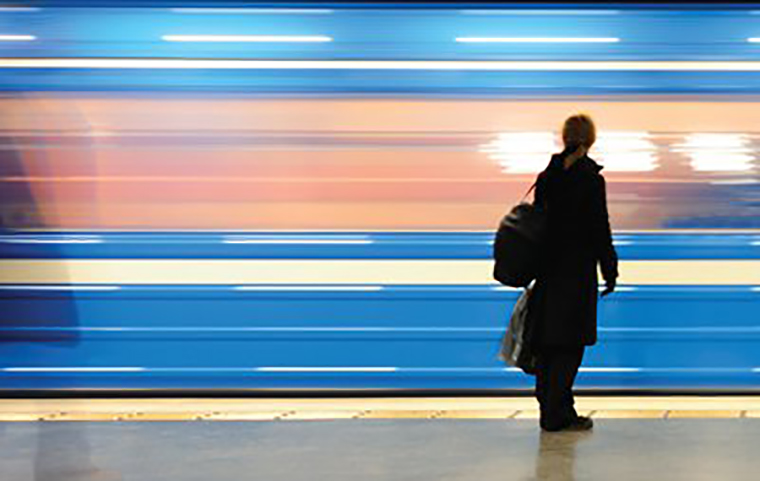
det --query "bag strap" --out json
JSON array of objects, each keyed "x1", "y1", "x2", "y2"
[{"x1": 520, "y1": 181, "x2": 537, "y2": 203}]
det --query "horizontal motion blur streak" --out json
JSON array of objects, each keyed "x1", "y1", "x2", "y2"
[
  {"x1": 170, "y1": 8, "x2": 334, "y2": 14},
  {"x1": 456, "y1": 37, "x2": 620, "y2": 43},
  {"x1": 7, "y1": 59, "x2": 760, "y2": 70},
  {"x1": 459, "y1": 9, "x2": 620, "y2": 15},
  {"x1": 162, "y1": 35, "x2": 333, "y2": 43},
  {"x1": 0, "y1": 35, "x2": 35, "y2": 41}
]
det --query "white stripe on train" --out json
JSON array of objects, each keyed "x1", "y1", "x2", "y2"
[{"x1": 1, "y1": 260, "x2": 760, "y2": 286}]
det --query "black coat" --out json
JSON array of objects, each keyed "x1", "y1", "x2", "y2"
[{"x1": 531, "y1": 153, "x2": 618, "y2": 346}]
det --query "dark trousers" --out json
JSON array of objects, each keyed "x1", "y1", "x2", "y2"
[{"x1": 534, "y1": 345, "x2": 585, "y2": 431}]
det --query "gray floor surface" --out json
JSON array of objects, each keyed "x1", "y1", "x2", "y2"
[{"x1": 0, "y1": 419, "x2": 758, "y2": 481}]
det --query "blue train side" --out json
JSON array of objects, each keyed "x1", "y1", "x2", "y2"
[
  {"x1": 1, "y1": 232, "x2": 759, "y2": 391},
  {"x1": 1, "y1": 4, "x2": 760, "y2": 391}
]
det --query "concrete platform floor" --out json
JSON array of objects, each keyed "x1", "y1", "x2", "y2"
[{"x1": 1, "y1": 418, "x2": 759, "y2": 481}]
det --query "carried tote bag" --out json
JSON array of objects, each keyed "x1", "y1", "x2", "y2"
[{"x1": 499, "y1": 283, "x2": 538, "y2": 375}]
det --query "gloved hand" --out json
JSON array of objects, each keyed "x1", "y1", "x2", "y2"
[{"x1": 601, "y1": 279, "x2": 616, "y2": 298}]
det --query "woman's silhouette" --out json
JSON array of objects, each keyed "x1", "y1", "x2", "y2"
[{"x1": 532, "y1": 114, "x2": 618, "y2": 432}]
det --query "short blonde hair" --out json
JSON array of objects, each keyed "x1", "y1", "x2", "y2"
[{"x1": 562, "y1": 114, "x2": 596, "y2": 148}]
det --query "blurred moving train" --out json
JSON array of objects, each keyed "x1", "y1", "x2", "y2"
[{"x1": 1, "y1": 2, "x2": 760, "y2": 391}]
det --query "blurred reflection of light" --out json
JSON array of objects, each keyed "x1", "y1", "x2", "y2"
[
  {"x1": 749, "y1": 38, "x2": 760, "y2": 42},
  {"x1": 481, "y1": 132, "x2": 558, "y2": 174},
  {"x1": 224, "y1": 235, "x2": 372, "y2": 243},
  {"x1": 579, "y1": 367, "x2": 641, "y2": 372},
  {"x1": 234, "y1": 286, "x2": 384, "y2": 291},
  {"x1": 593, "y1": 131, "x2": 658, "y2": 172},
  {"x1": 258, "y1": 367, "x2": 396, "y2": 372},
  {"x1": 0, "y1": 7, "x2": 40, "y2": 12},
  {"x1": 0, "y1": 285, "x2": 120, "y2": 291},
  {"x1": 0, "y1": 35, "x2": 35, "y2": 41},
  {"x1": 4, "y1": 367, "x2": 141, "y2": 372},
  {"x1": 674, "y1": 134, "x2": 755, "y2": 172},
  {"x1": 8, "y1": 59, "x2": 760, "y2": 70},
  {"x1": 171, "y1": 8, "x2": 333, "y2": 14},
  {"x1": 460, "y1": 9, "x2": 620, "y2": 15},
  {"x1": 162, "y1": 35, "x2": 333, "y2": 43},
  {"x1": 0, "y1": 237, "x2": 102, "y2": 244},
  {"x1": 87, "y1": 131, "x2": 115, "y2": 138},
  {"x1": 456, "y1": 37, "x2": 619, "y2": 43},
  {"x1": 224, "y1": 239, "x2": 373, "y2": 244},
  {"x1": 710, "y1": 179, "x2": 759, "y2": 185}
]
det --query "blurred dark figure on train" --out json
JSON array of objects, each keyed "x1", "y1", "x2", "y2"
[
  {"x1": 532, "y1": 114, "x2": 618, "y2": 432},
  {"x1": 0, "y1": 98, "x2": 121, "y2": 480}
]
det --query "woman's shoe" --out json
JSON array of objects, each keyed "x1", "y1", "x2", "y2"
[
  {"x1": 541, "y1": 416, "x2": 593, "y2": 432},
  {"x1": 563, "y1": 416, "x2": 593, "y2": 431}
]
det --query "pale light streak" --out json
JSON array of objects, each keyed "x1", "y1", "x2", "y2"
[
  {"x1": 162, "y1": 35, "x2": 333, "y2": 43},
  {"x1": 456, "y1": 37, "x2": 619, "y2": 43},
  {"x1": 171, "y1": 8, "x2": 333, "y2": 14},
  {"x1": 481, "y1": 132, "x2": 558, "y2": 174},
  {"x1": 460, "y1": 9, "x2": 620, "y2": 16},
  {"x1": 0, "y1": 285, "x2": 121, "y2": 291},
  {"x1": 592, "y1": 131, "x2": 659, "y2": 172},
  {"x1": 0, "y1": 35, "x2": 35, "y2": 41},
  {"x1": 3, "y1": 367, "x2": 143, "y2": 372},
  {"x1": 673, "y1": 133, "x2": 755, "y2": 172},
  {"x1": 234, "y1": 285, "x2": 384, "y2": 291},
  {"x1": 579, "y1": 367, "x2": 642, "y2": 372},
  {"x1": 7, "y1": 59, "x2": 760, "y2": 70},
  {"x1": 0, "y1": 237, "x2": 102, "y2": 244},
  {"x1": 256, "y1": 367, "x2": 397, "y2": 372},
  {"x1": 0, "y1": 7, "x2": 41, "y2": 12},
  {"x1": 223, "y1": 239, "x2": 373, "y2": 245}
]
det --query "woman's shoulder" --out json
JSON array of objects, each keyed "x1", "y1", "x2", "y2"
[
  {"x1": 579, "y1": 156, "x2": 604, "y2": 175},
  {"x1": 575, "y1": 157, "x2": 606, "y2": 187},
  {"x1": 538, "y1": 154, "x2": 563, "y2": 178}
]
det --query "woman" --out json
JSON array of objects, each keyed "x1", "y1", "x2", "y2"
[{"x1": 532, "y1": 114, "x2": 618, "y2": 432}]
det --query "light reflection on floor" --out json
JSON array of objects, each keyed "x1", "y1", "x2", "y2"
[{"x1": 1, "y1": 414, "x2": 759, "y2": 481}]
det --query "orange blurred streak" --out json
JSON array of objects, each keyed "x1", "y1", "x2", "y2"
[{"x1": 1, "y1": 96, "x2": 755, "y2": 230}]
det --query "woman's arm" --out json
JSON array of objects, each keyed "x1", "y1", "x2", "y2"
[{"x1": 591, "y1": 174, "x2": 618, "y2": 285}]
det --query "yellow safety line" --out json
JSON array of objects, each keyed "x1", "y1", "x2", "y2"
[{"x1": 1, "y1": 397, "x2": 759, "y2": 422}]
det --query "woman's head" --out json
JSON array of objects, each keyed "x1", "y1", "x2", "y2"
[{"x1": 562, "y1": 114, "x2": 596, "y2": 150}]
